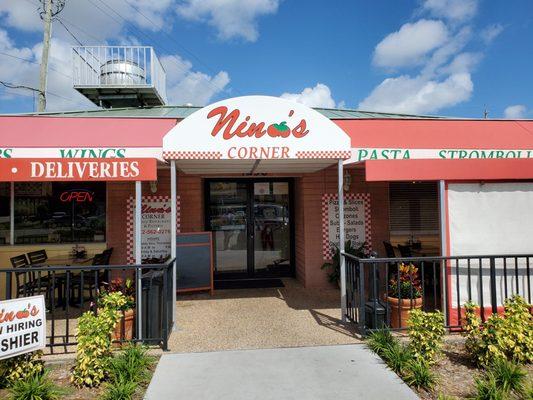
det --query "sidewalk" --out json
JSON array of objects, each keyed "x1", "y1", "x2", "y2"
[{"x1": 145, "y1": 344, "x2": 418, "y2": 400}]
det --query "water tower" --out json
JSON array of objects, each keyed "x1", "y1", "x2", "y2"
[{"x1": 72, "y1": 46, "x2": 167, "y2": 108}]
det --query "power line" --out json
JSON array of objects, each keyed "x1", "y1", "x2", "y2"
[
  {"x1": 55, "y1": 17, "x2": 83, "y2": 46},
  {"x1": 0, "y1": 80, "x2": 77, "y2": 103},
  {"x1": 0, "y1": 51, "x2": 72, "y2": 79}
]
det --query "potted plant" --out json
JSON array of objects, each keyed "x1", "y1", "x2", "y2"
[
  {"x1": 99, "y1": 278, "x2": 135, "y2": 343},
  {"x1": 386, "y1": 263, "x2": 423, "y2": 329},
  {"x1": 321, "y1": 240, "x2": 367, "y2": 286}
]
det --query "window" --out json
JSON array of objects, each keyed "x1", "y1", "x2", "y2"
[
  {"x1": 389, "y1": 182, "x2": 439, "y2": 234},
  {"x1": 13, "y1": 182, "x2": 106, "y2": 244},
  {"x1": 0, "y1": 183, "x2": 9, "y2": 244}
]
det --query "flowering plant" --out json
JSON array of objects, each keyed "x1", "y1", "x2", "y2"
[
  {"x1": 388, "y1": 263, "x2": 422, "y2": 299},
  {"x1": 98, "y1": 278, "x2": 135, "y2": 311}
]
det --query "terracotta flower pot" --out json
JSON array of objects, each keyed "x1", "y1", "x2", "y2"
[
  {"x1": 112, "y1": 309, "x2": 135, "y2": 344},
  {"x1": 386, "y1": 296, "x2": 423, "y2": 329}
]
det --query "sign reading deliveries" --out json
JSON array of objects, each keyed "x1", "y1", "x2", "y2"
[
  {"x1": 134, "y1": 199, "x2": 172, "y2": 260},
  {"x1": 0, "y1": 296, "x2": 46, "y2": 360},
  {"x1": 327, "y1": 198, "x2": 366, "y2": 249}
]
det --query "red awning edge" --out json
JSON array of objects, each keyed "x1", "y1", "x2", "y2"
[{"x1": 365, "y1": 159, "x2": 533, "y2": 181}]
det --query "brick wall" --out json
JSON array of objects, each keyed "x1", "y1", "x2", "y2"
[
  {"x1": 106, "y1": 168, "x2": 204, "y2": 265},
  {"x1": 106, "y1": 166, "x2": 390, "y2": 289},
  {"x1": 294, "y1": 166, "x2": 390, "y2": 288}
]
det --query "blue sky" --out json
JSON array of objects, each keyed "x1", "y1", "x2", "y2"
[{"x1": 0, "y1": 0, "x2": 531, "y2": 118}]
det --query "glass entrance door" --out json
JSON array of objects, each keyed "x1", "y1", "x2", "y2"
[{"x1": 206, "y1": 179, "x2": 293, "y2": 279}]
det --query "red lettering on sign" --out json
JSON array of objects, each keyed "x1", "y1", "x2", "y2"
[{"x1": 207, "y1": 106, "x2": 309, "y2": 140}]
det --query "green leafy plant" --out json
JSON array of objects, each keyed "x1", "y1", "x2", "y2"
[
  {"x1": 109, "y1": 344, "x2": 153, "y2": 384},
  {"x1": 403, "y1": 359, "x2": 436, "y2": 390},
  {"x1": 0, "y1": 351, "x2": 44, "y2": 388},
  {"x1": 388, "y1": 263, "x2": 422, "y2": 299},
  {"x1": 321, "y1": 240, "x2": 367, "y2": 284},
  {"x1": 437, "y1": 394, "x2": 457, "y2": 400},
  {"x1": 407, "y1": 309, "x2": 445, "y2": 364},
  {"x1": 489, "y1": 358, "x2": 526, "y2": 397},
  {"x1": 382, "y1": 341, "x2": 413, "y2": 375},
  {"x1": 463, "y1": 295, "x2": 533, "y2": 366},
  {"x1": 101, "y1": 278, "x2": 135, "y2": 311},
  {"x1": 101, "y1": 378, "x2": 137, "y2": 400},
  {"x1": 7, "y1": 370, "x2": 64, "y2": 400},
  {"x1": 367, "y1": 329, "x2": 395, "y2": 358},
  {"x1": 71, "y1": 306, "x2": 121, "y2": 387},
  {"x1": 473, "y1": 373, "x2": 505, "y2": 400}
]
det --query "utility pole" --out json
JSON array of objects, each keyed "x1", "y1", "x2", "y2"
[{"x1": 38, "y1": 0, "x2": 53, "y2": 112}]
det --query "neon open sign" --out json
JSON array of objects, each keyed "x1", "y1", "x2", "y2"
[{"x1": 59, "y1": 189, "x2": 94, "y2": 203}]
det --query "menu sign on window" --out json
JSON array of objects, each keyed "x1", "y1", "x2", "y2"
[
  {"x1": 327, "y1": 198, "x2": 366, "y2": 247},
  {"x1": 134, "y1": 199, "x2": 172, "y2": 261},
  {"x1": 0, "y1": 296, "x2": 46, "y2": 360},
  {"x1": 322, "y1": 193, "x2": 371, "y2": 259}
]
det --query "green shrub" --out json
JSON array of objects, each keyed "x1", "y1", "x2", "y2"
[
  {"x1": 407, "y1": 309, "x2": 446, "y2": 364},
  {"x1": 109, "y1": 344, "x2": 153, "y2": 384},
  {"x1": 321, "y1": 240, "x2": 366, "y2": 283},
  {"x1": 8, "y1": 370, "x2": 64, "y2": 400},
  {"x1": 71, "y1": 306, "x2": 121, "y2": 387},
  {"x1": 101, "y1": 378, "x2": 137, "y2": 400},
  {"x1": 473, "y1": 373, "x2": 505, "y2": 400},
  {"x1": 463, "y1": 295, "x2": 533, "y2": 366},
  {"x1": 382, "y1": 341, "x2": 413, "y2": 375},
  {"x1": 489, "y1": 358, "x2": 526, "y2": 396},
  {"x1": 403, "y1": 359, "x2": 436, "y2": 390},
  {"x1": 367, "y1": 329, "x2": 395, "y2": 358},
  {"x1": 0, "y1": 351, "x2": 44, "y2": 388}
]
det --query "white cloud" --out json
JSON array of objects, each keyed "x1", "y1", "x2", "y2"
[
  {"x1": 358, "y1": 73, "x2": 473, "y2": 115},
  {"x1": 280, "y1": 83, "x2": 337, "y2": 108},
  {"x1": 503, "y1": 105, "x2": 527, "y2": 119},
  {"x1": 0, "y1": 0, "x2": 175, "y2": 39},
  {"x1": 373, "y1": 19, "x2": 448, "y2": 68},
  {"x1": 176, "y1": 0, "x2": 279, "y2": 42},
  {"x1": 160, "y1": 54, "x2": 230, "y2": 106},
  {"x1": 480, "y1": 23, "x2": 504, "y2": 44},
  {"x1": 421, "y1": 0, "x2": 478, "y2": 23},
  {"x1": 0, "y1": 0, "x2": 232, "y2": 111}
]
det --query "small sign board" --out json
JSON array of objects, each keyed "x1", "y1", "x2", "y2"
[
  {"x1": 322, "y1": 193, "x2": 372, "y2": 259},
  {"x1": 0, "y1": 295, "x2": 46, "y2": 360}
]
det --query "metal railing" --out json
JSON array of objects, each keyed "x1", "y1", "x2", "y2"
[
  {"x1": 342, "y1": 253, "x2": 532, "y2": 334},
  {"x1": 0, "y1": 259, "x2": 175, "y2": 352},
  {"x1": 72, "y1": 45, "x2": 167, "y2": 100}
]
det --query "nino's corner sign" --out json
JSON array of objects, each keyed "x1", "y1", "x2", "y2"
[
  {"x1": 0, "y1": 296, "x2": 46, "y2": 360},
  {"x1": 162, "y1": 95, "x2": 352, "y2": 161}
]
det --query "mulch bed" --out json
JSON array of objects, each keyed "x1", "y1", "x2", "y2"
[
  {"x1": 0, "y1": 356, "x2": 158, "y2": 400},
  {"x1": 416, "y1": 336, "x2": 533, "y2": 399}
]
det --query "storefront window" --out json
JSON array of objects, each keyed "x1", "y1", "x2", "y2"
[
  {"x1": 0, "y1": 183, "x2": 9, "y2": 245},
  {"x1": 14, "y1": 182, "x2": 106, "y2": 244}
]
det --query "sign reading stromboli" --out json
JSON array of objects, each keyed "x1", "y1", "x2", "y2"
[{"x1": 0, "y1": 296, "x2": 46, "y2": 360}]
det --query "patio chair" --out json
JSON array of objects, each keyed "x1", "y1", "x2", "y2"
[
  {"x1": 70, "y1": 248, "x2": 113, "y2": 304},
  {"x1": 383, "y1": 241, "x2": 397, "y2": 258},
  {"x1": 397, "y1": 244, "x2": 413, "y2": 258},
  {"x1": 10, "y1": 254, "x2": 36, "y2": 298},
  {"x1": 27, "y1": 249, "x2": 48, "y2": 265}
]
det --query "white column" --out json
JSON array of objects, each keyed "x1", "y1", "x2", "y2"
[
  {"x1": 170, "y1": 161, "x2": 177, "y2": 330},
  {"x1": 338, "y1": 160, "x2": 346, "y2": 322},
  {"x1": 10, "y1": 182, "x2": 14, "y2": 245},
  {"x1": 135, "y1": 181, "x2": 143, "y2": 339},
  {"x1": 438, "y1": 180, "x2": 448, "y2": 324}
]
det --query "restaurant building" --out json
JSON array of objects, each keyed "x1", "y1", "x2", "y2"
[{"x1": 0, "y1": 95, "x2": 532, "y2": 322}]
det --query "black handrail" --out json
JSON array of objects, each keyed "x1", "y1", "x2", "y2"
[{"x1": 0, "y1": 259, "x2": 175, "y2": 353}]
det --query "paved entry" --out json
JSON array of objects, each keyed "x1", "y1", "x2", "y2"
[{"x1": 145, "y1": 345, "x2": 418, "y2": 400}]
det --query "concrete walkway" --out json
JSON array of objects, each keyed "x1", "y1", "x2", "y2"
[
  {"x1": 169, "y1": 279, "x2": 362, "y2": 352},
  {"x1": 145, "y1": 345, "x2": 419, "y2": 400}
]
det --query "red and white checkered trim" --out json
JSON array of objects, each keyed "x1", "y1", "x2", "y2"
[
  {"x1": 163, "y1": 151, "x2": 222, "y2": 160},
  {"x1": 321, "y1": 193, "x2": 372, "y2": 259},
  {"x1": 126, "y1": 195, "x2": 181, "y2": 264},
  {"x1": 296, "y1": 150, "x2": 351, "y2": 159}
]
